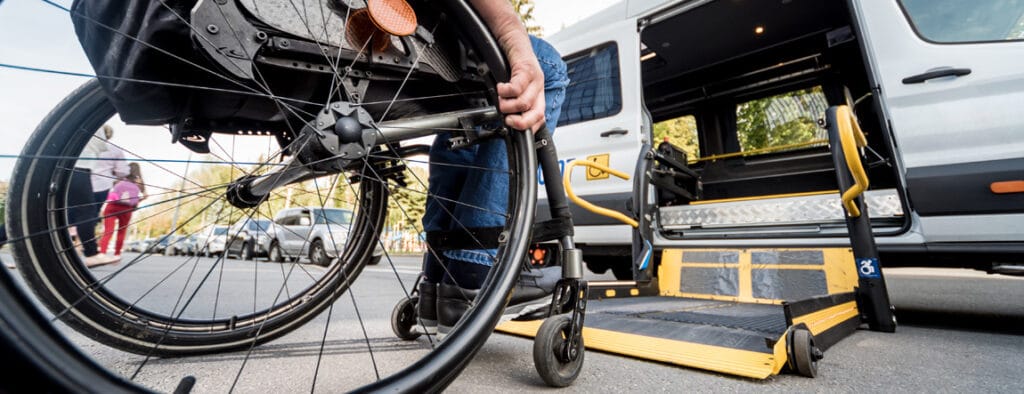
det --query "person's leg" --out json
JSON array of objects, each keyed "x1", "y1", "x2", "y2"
[
  {"x1": 436, "y1": 37, "x2": 570, "y2": 333},
  {"x1": 114, "y1": 209, "x2": 132, "y2": 255},
  {"x1": 531, "y1": 35, "x2": 571, "y2": 134},
  {"x1": 440, "y1": 36, "x2": 570, "y2": 290},
  {"x1": 417, "y1": 132, "x2": 477, "y2": 331},
  {"x1": 98, "y1": 204, "x2": 116, "y2": 255},
  {"x1": 69, "y1": 170, "x2": 99, "y2": 257},
  {"x1": 442, "y1": 137, "x2": 509, "y2": 289}
]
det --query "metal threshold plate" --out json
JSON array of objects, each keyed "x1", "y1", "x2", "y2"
[{"x1": 659, "y1": 189, "x2": 903, "y2": 230}]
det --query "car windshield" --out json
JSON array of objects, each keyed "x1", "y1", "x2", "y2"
[
  {"x1": 313, "y1": 209, "x2": 352, "y2": 225},
  {"x1": 213, "y1": 227, "x2": 228, "y2": 235},
  {"x1": 248, "y1": 219, "x2": 271, "y2": 231}
]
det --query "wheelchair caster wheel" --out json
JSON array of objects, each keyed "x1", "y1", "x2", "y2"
[
  {"x1": 533, "y1": 315, "x2": 584, "y2": 387},
  {"x1": 391, "y1": 296, "x2": 421, "y2": 340},
  {"x1": 789, "y1": 328, "x2": 822, "y2": 378}
]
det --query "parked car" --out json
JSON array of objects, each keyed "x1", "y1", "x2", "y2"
[
  {"x1": 166, "y1": 234, "x2": 198, "y2": 256},
  {"x1": 225, "y1": 218, "x2": 273, "y2": 260},
  {"x1": 267, "y1": 207, "x2": 383, "y2": 266},
  {"x1": 123, "y1": 239, "x2": 152, "y2": 253},
  {"x1": 195, "y1": 225, "x2": 229, "y2": 257},
  {"x1": 150, "y1": 234, "x2": 178, "y2": 255}
]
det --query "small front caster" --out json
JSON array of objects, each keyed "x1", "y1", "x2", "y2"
[
  {"x1": 390, "y1": 296, "x2": 421, "y2": 340},
  {"x1": 533, "y1": 315, "x2": 584, "y2": 387},
  {"x1": 789, "y1": 328, "x2": 823, "y2": 378}
]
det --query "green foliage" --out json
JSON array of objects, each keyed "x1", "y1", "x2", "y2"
[
  {"x1": 510, "y1": 0, "x2": 543, "y2": 36},
  {"x1": 133, "y1": 160, "x2": 336, "y2": 238},
  {"x1": 736, "y1": 87, "x2": 826, "y2": 152},
  {"x1": 386, "y1": 167, "x2": 428, "y2": 231},
  {"x1": 652, "y1": 115, "x2": 700, "y2": 160}
]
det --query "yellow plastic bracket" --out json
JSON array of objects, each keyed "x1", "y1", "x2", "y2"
[
  {"x1": 563, "y1": 160, "x2": 638, "y2": 228},
  {"x1": 835, "y1": 105, "x2": 869, "y2": 217}
]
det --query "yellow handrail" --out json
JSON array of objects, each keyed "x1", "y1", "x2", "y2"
[
  {"x1": 835, "y1": 105, "x2": 869, "y2": 217},
  {"x1": 563, "y1": 160, "x2": 638, "y2": 228},
  {"x1": 688, "y1": 138, "x2": 830, "y2": 164}
]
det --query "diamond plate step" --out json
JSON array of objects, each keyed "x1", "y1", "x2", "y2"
[{"x1": 659, "y1": 189, "x2": 902, "y2": 230}]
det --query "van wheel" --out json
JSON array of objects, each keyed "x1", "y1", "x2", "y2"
[
  {"x1": 241, "y1": 243, "x2": 253, "y2": 261},
  {"x1": 309, "y1": 239, "x2": 330, "y2": 267},
  {"x1": 269, "y1": 242, "x2": 284, "y2": 263}
]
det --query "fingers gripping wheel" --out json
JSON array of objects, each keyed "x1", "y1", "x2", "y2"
[{"x1": 533, "y1": 315, "x2": 585, "y2": 388}]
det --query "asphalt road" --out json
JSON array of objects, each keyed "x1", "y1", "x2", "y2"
[{"x1": 4, "y1": 253, "x2": 1022, "y2": 393}]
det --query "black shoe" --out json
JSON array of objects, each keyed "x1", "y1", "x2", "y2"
[
  {"x1": 437, "y1": 266, "x2": 563, "y2": 336},
  {"x1": 505, "y1": 265, "x2": 561, "y2": 320},
  {"x1": 415, "y1": 280, "x2": 438, "y2": 335},
  {"x1": 437, "y1": 283, "x2": 479, "y2": 336}
]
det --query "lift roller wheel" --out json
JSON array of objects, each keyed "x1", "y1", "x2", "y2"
[
  {"x1": 533, "y1": 315, "x2": 584, "y2": 387},
  {"x1": 789, "y1": 328, "x2": 824, "y2": 378},
  {"x1": 390, "y1": 296, "x2": 421, "y2": 340}
]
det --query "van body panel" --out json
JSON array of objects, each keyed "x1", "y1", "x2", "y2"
[
  {"x1": 855, "y1": 0, "x2": 1024, "y2": 170},
  {"x1": 543, "y1": 15, "x2": 644, "y2": 214},
  {"x1": 541, "y1": 0, "x2": 1024, "y2": 271},
  {"x1": 920, "y1": 213, "x2": 1024, "y2": 243}
]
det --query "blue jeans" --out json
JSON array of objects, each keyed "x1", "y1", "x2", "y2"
[{"x1": 421, "y1": 36, "x2": 569, "y2": 282}]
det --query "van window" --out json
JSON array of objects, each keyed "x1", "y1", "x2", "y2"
[
  {"x1": 313, "y1": 209, "x2": 352, "y2": 225},
  {"x1": 652, "y1": 115, "x2": 700, "y2": 160},
  {"x1": 899, "y1": 0, "x2": 1024, "y2": 43},
  {"x1": 557, "y1": 43, "x2": 622, "y2": 127},
  {"x1": 735, "y1": 86, "x2": 828, "y2": 154}
]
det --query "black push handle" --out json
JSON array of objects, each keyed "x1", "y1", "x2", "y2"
[
  {"x1": 600, "y1": 128, "x2": 629, "y2": 137},
  {"x1": 902, "y1": 67, "x2": 971, "y2": 84}
]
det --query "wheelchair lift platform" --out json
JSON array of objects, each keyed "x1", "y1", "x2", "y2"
[{"x1": 497, "y1": 248, "x2": 865, "y2": 379}]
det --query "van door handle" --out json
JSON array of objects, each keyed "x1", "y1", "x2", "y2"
[
  {"x1": 902, "y1": 68, "x2": 971, "y2": 84},
  {"x1": 600, "y1": 128, "x2": 629, "y2": 137}
]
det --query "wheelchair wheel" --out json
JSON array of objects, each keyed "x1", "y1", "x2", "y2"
[
  {"x1": 9, "y1": 79, "x2": 389, "y2": 357},
  {"x1": 391, "y1": 296, "x2": 422, "y2": 340},
  {"x1": 3, "y1": 1, "x2": 536, "y2": 392},
  {"x1": 533, "y1": 315, "x2": 585, "y2": 387}
]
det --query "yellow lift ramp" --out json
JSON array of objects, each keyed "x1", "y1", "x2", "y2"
[
  {"x1": 499, "y1": 105, "x2": 896, "y2": 379},
  {"x1": 499, "y1": 248, "x2": 861, "y2": 378}
]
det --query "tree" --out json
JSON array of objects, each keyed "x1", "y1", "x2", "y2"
[
  {"x1": 652, "y1": 115, "x2": 700, "y2": 160},
  {"x1": 386, "y1": 167, "x2": 428, "y2": 231},
  {"x1": 509, "y1": 0, "x2": 543, "y2": 36},
  {"x1": 736, "y1": 86, "x2": 825, "y2": 152}
]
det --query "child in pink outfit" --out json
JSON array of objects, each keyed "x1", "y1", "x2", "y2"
[{"x1": 99, "y1": 175, "x2": 142, "y2": 257}]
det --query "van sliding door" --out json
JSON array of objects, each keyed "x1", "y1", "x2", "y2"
[{"x1": 852, "y1": 0, "x2": 1024, "y2": 243}]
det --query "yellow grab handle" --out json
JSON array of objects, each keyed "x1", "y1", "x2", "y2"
[
  {"x1": 835, "y1": 105, "x2": 869, "y2": 217},
  {"x1": 563, "y1": 160, "x2": 638, "y2": 228}
]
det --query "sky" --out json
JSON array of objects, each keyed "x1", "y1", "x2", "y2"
[{"x1": 0, "y1": 0, "x2": 619, "y2": 191}]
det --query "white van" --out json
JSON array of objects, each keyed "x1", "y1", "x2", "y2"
[{"x1": 541, "y1": 0, "x2": 1024, "y2": 278}]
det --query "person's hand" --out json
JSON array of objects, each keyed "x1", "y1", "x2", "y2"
[{"x1": 497, "y1": 57, "x2": 546, "y2": 132}]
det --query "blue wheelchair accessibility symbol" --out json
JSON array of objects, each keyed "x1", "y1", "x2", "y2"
[{"x1": 857, "y1": 258, "x2": 881, "y2": 279}]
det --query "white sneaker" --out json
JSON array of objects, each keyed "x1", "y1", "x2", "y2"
[{"x1": 84, "y1": 253, "x2": 120, "y2": 268}]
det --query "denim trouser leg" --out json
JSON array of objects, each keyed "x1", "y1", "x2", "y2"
[{"x1": 421, "y1": 36, "x2": 570, "y2": 278}]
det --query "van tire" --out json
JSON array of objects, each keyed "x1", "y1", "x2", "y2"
[
  {"x1": 269, "y1": 241, "x2": 284, "y2": 263},
  {"x1": 309, "y1": 239, "x2": 330, "y2": 267}
]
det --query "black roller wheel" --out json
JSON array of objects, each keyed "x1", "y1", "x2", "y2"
[
  {"x1": 790, "y1": 328, "x2": 822, "y2": 378},
  {"x1": 533, "y1": 315, "x2": 584, "y2": 387},
  {"x1": 391, "y1": 296, "x2": 421, "y2": 340}
]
